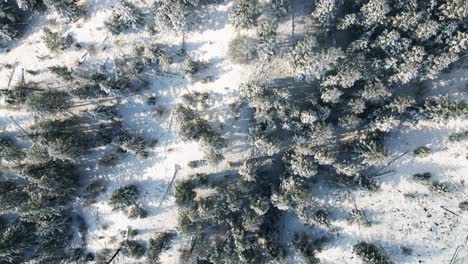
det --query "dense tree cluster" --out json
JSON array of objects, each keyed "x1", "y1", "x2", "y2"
[
  {"x1": 154, "y1": 0, "x2": 225, "y2": 32},
  {"x1": 176, "y1": 102, "x2": 225, "y2": 163},
  {"x1": 1, "y1": 0, "x2": 85, "y2": 45},
  {"x1": 174, "y1": 0, "x2": 467, "y2": 263}
]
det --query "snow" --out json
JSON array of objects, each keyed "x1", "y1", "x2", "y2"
[{"x1": 1, "y1": 1, "x2": 467, "y2": 264}]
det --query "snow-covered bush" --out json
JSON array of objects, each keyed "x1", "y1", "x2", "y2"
[
  {"x1": 0, "y1": 0, "x2": 31, "y2": 43},
  {"x1": 271, "y1": 0, "x2": 290, "y2": 18},
  {"x1": 353, "y1": 242, "x2": 391, "y2": 264},
  {"x1": 83, "y1": 180, "x2": 106, "y2": 205},
  {"x1": 228, "y1": 35, "x2": 258, "y2": 64},
  {"x1": 229, "y1": 0, "x2": 260, "y2": 29},
  {"x1": 105, "y1": 0, "x2": 145, "y2": 34},
  {"x1": 42, "y1": 28, "x2": 67, "y2": 52},
  {"x1": 175, "y1": 179, "x2": 196, "y2": 207},
  {"x1": 147, "y1": 231, "x2": 176, "y2": 263},
  {"x1": 114, "y1": 131, "x2": 155, "y2": 159},
  {"x1": 109, "y1": 184, "x2": 140, "y2": 212},
  {"x1": 43, "y1": 0, "x2": 85, "y2": 21},
  {"x1": 184, "y1": 59, "x2": 199, "y2": 75},
  {"x1": 120, "y1": 240, "x2": 146, "y2": 258},
  {"x1": 293, "y1": 232, "x2": 321, "y2": 264}
]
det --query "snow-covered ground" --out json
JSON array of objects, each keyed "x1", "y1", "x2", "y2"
[{"x1": 1, "y1": 1, "x2": 467, "y2": 263}]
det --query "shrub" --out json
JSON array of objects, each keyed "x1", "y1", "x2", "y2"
[
  {"x1": 314, "y1": 209, "x2": 330, "y2": 226},
  {"x1": 84, "y1": 180, "x2": 106, "y2": 205},
  {"x1": 175, "y1": 180, "x2": 196, "y2": 207},
  {"x1": 228, "y1": 35, "x2": 258, "y2": 64},
  {"x1": 105, "y1": 0, "x2": 145, "y2": 34},
  {"x1": 449, "y1": 131, "x2": 468, "y2": 142},
  {"x1": 229, "y1": 0, "x2": 259, "y2": 29},
  {"x1": 109, "y1": 185, "x2": 139, "y2": 211},
  {"x1": 353, "y1": 242, "x2": 391, "y2": 264},
  {"x1": 147, "y1": 231, "x2": 176, "y2": 264},
  {"x1": 43, "y1": 0, "x2": 85, "y2": 21},
  {"x1": 185, "y1": 60, "x2": 199, "y2": 75},
  {"x1": 42, "y1": 28, "x2": 67, "y2": 52},
  {"x1": 48, "y1": 66, "x2": 73, "y2": 81},
  {"x1": 430, "y1": 181, "x2": 449, "y2": 193},
  {"x1": 0, "y1": 134, "x2": 25, "y2": 163},
  {"x1": 412, "y1": 172, "x2": 432, "y2": 182},
  {"x1": 120, "y1": 240, "x2": 146, "y2": 259},
  {"x1": 413, "y1": 146, "x2": 430, "y2": 158},
  {"x1": 271, "y1": 0, "x2": 290, "y2": 18},
  {"x1": 459, "y1": 201, "x2": 468, "y2": 211},
  {"x1": 114, "y1": 131, "x2": 155, "y2": 159},
  {"x1": 293, "y1": 232, "x2": 320, "y2": 264},
  {"x1": 98, "y1": 152, "x2": 121, "y2": 168},
  {"x1": 94, "y1": 248, "x2": 111, "y2": 264},
  {"x1": 128, "y1": 204, "x2": 147, "y2": 219},
  {"x1": 25, "y1": 89, "x2": 72, "y2": 115}
]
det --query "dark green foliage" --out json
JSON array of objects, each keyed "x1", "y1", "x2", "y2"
[
  {"x1": 97, "y1": 151, "x2": 122, "y2": 168},
  {"x1": 147, "y1": 95, "x2": 157, "y2": 105},
  {"x1": 229, "y1": 0, "x2": 259, "y2": 29},
  {"x1": 94, "y1": 248, "x2": 111, "y2": 264},
  {"x1": 42, "y1": 28, "x2": 67, "y2": 52},
  {"x1": 353, "y1": 242, "x2": 392, "y2": 264},
  {"x1": 175, "y1": 161, "x2": 286, "y2": 263},
  {"x1": 423, "y1": 96, "x2": 467, "y2": 121},
  {"x1": 185, "y1": 59, "x2": 199, "y2": 75},
  {"x1": 105, "y1": 0, "x2": 145, "y2": 34},
  {"x1": 84, "y1": 180, "x2": 106, "y2": 205},
  {"x1": 147, "y1": 231, "x2": 176, "y2": 264},
  {"x1": 257, "y1": 20, "x2": 277, "y2": 60},
  {"x1": 351, "y1": 208, "x2": 371, "y2": 226},
  {"x1": 28, "y1": 116, "x2": 91, "y2": 162},
  {"x1": 414, "y1": 146, "x2": 430, "y2": 158},
  {"x1": 430, "y1": 181, "x2": 449, "y2": 193},
  {"x1": 128, "y1": 204, "x2": 147, "y2": 219},
  {"x1": 25, "y1": 89, "x2": 72, "y2": 115},
  {"x1": 412, "y1": 172, "x2": 432, "y2": 182},
  {"x1": 176, "y1": 104, "x2": 224, "y2": 163},
  {"x1": 21, "y1": 159, "x2": 80, "y2": 190},
  {"x1": 0, "y1": 133, "x2": 25, "y2": 163},
  {"x1": 120, "y1": 240, "x2": 146, "y2": 259},
  {"x1": 0, "y1": 0, "x2": 31, "y2": 43},
  {"x1": 43, "y1": 0, "x2": 85, "y2": 21},
  {"x1": 109, "y1": 184, "x2": 140, "y2": 212},
  {"x1": 114, "y1": 131, "x2": 155, "y2": 159},
  {"x1": 175, "y1": 179, "x2": 196, "y2": 207},
  {"x1": 314, "y1": 209, "x2": 330, "y2": 226},
  {"x1": 0, "y1": 181, "x2": 29, "y2": 211},
  {"x1": 176, "y1": 105, "x2": 224, "y2": 147},
  {"x1": 0, "y1": 220, "x2": 36, "y2": 264},
  {"x1": 48, "y1": 66, "x2": 73, "y2": 81},
  {"x1": 293, "y1": 232, "x2": 321, "y2": 264},
  {"x1": 401, "y1": 246, "x2": 412, "y2": 256},
  {"x1": 459, "y1": 201, "x2": 468, "y2": 211},
  {"x1": 449, "y1": 131, "x2": 468, "y2": 142},
  {"x1": 271, "y1": 0, "x2": 289, "y2": 18}
]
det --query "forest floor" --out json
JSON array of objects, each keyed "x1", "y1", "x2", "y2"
[{"x1": 0, "y1": 0, "x2": 467, "y2": 263}]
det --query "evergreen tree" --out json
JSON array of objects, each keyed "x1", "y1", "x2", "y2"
[
  {"x1": 229, "y1": 0, "x2": 259, "y2": 29},
  {"x1": 43, "y1": 0, "x2": 85, "y2": 21},
  {"x1": 105, "y1": 0, "x2": 145, "y2": 34}
]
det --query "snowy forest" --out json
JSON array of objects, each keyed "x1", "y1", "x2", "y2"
[{"x1": 0, "y1": 0, "x2": 467, "y2": 263}]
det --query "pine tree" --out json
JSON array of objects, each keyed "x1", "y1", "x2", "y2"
[
  {"x1": 25, "y1": 89, "x2": 72, "y2": 115},
  {"x1": 105, "y1": 0, "x2": 145, "y2": 34},
  {"x1": 229, "y1": 0, "x2": 260, "y2": 29},
  {"x1": 43, "y1": 0, "x2": 85, "y2": 21},
  {"x1": 0, "y1": 0, "x2": 30, "y2": 42}
]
